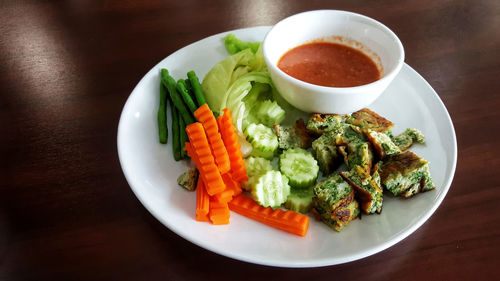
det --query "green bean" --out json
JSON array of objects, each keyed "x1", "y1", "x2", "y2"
[
  {"x1": 179, "y1": 111, "x2": 188, "y2": 159},
  {"x1": 157, "y1": 82, "x2": 168, "y2": 144},
  {"x1": 187, "y1": 70, "x2": 207, "y2": 106},
  {"x1": 186, "y1": 79, "x2": 200, "y2": 113},
  {"x1": 161, "y1": 69, "x2": 195, "y2": 125},
  {"x1": 176, "y1": 79, "x2": 197, "y2": 114},
  {"x1": 169, "y1": 97, "x2": 181, "y2": 161},
  {"x1": 184, "y1": 79, "x2": 193, "y2": 95}
]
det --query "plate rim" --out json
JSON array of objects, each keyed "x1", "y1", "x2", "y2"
[{"x1": 117, "y1": 26, "x2": 457, "y2": 267}]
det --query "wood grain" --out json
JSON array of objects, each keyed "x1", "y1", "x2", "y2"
[{"x1": 1, "y1": 0, "x2": 499, "y2": 280}]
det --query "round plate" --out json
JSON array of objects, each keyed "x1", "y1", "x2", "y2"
[{"x1": 117, "y1": 26, "x2": 457, "y2": 267}]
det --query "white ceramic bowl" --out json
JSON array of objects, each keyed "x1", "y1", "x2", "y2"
[{"x1": 263, "y1": 10, "x2": 405, "y2": 114}]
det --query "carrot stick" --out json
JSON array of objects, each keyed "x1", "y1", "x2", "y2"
[
  {"x1": 195, "y1": 177, "x2": 210, "y2": 222},
  {"x1": 228, "y1": 194, "x2": 310, "y2": 237},
  {"x1": 213, "y1": 189, "x2": 234, "y2": 204},
  {"x1": 186, "y1": 142, "x2": 229, "y2": 223},
  {"x1": 184, "y1": 124, "x2": 226, "y2": 196},
  {"x1": 194, "y1": 104, "x2": 231, "y2": 174},
  {"x1": 217, "y1": 108, "x2": 248, "y2": 182},
  {"x1": 222, "y1": 173, "x2": 242, "y2": 197},
  {"x1": 211, "y1": 173, "x2": 242, "y2": 206},
  {"x1": 209, "y1": 199, "x2": 230, "y2": 225},
  {"x1": 211, "y1": 173, "x2": 242, "y2": 205}
]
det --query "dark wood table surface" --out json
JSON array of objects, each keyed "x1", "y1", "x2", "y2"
[{"x1": 2, "y1": 0, "x2": 499, "y2": 280}]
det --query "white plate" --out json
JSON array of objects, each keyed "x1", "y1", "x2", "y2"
[{"x1": 117, "y1": 26, "x2": 457, "y2": 267}]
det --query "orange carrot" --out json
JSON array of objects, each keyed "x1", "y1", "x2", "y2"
[
  {"x1": 187, "y1": 142, "x2": 230, "y2": 222},
  {"x1": 194, "y1": 104, "x2": 231, "y2": 174},
  {"x1": 185, "y1": 124, "x2": 226, "y2": 196},
  {"x1": 213, "y1": 189, "x2": 234, "y2": 204},
  {"x1": 211, "y1": 173, "x2": 242, "y2": 206},
  {"x1": 228, "y1": 194, "x2": 310, "y2": 237},
  {"x1": 222, "y1": 173, "x2": 242, "y2": 197},
  {"x1": 209, "y1": 199, "x2": 230, "y2": 225},
  {"x1": 217, "y1": 108, "x2": 248, "y2": 182},
  {"x1": 211, "y1": 173, "x2": 242, "y2": 205},
  {"x1": 195, "y1": 178, "x2": 210, "y2": 222}
]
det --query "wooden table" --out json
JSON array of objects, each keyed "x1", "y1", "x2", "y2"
[{"x1": 1, "y1": 0, "x2": 499, "y2": 280}]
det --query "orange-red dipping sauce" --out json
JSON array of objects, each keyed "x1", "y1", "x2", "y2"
[{"x1": 277, "y1": 42, "x2": 381, "y2": 87}]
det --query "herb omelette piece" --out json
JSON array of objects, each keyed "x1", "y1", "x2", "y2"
[
  {"x1": 177, "y1": 168, "x2": 199, "y2": 191},
  {"x1": 392, "y1": 128, "x2": 425, "y2": 151},
  {"x1": 273, "y1": 119, "x2": 312, "y2": 150},
  {"x1": 316, "y1": 200, "x2": 359, "y2": 231},
  {"x1": 340, "y1": 165, "x2": 383, "y2": 214},
  {"x1": 345, "y1": 108, "x2": 394, "y2": 133},
  {"x1": 312, "y1": 174, "x2": 359, "y2": 231},
  {"x1": 334, "y1": 124, "x2": 366, "y2": 145},
  {"x1": 365, "y1": 129, "x2": 401, "y2": 158},
  {"x1": 306, "y1": 113, "x2": 344, "y2": 135},
  {"x1": 379, "y1": 151, "x2": 435, "y2": 198},
  {"x1": 338, "y1": 140, "x2": 374, "y2": 172},
  {"x1": 312, "y1": 129, "x2": 342, "y2": 175}
]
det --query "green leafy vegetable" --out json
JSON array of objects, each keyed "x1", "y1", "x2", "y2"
[
  {"x1": 224, "y1": 33, "x2": 261, "y2": 55},
  {"x1": 202, "y1": 48, "x2": 256, "y2": 113},
  {"x1": 225, "y1": 72, "x2": 273, "y2": 133},
  {"x1": 202, "y1": 35, "x2": 301, "y2": 141}
]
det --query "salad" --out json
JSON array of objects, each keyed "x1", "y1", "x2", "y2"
[{"x1": 156, "y1": 35, "x2": 434, "y2": 237}]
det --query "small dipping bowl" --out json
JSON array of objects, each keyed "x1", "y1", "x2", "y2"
[{"x1": 263, "y1": 10, "x2": 404, "y2": 114}]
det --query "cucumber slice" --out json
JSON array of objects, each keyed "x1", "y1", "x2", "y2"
[
  {"x1": 280, "y1": 148, "x2": 319, "y2": 189},
  {"x1": 243, "y1": 156, "x2": 273, "y2": 191},
  {"x1": 255, "y1": 100, "x2": 285, "y2": 127},
  {"x1": 238, "y1": 134, "x2": 253, "y2": 158},
  {"x1": 284, "y1": 187, "x2": 314, "y2": 213},
  {"x1": 245, "y1": 156, "x2": 273, "y2": 178},
  {"x1": 244, "y1": 123, "x2": 278, "y2": 160},
  {"x1": 251, "y1": 170, "x2": 290, "y2": 208}
]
